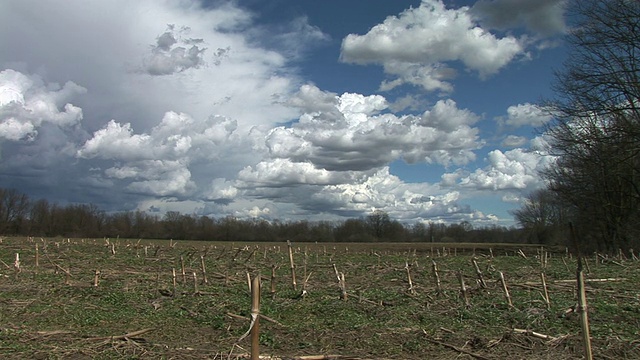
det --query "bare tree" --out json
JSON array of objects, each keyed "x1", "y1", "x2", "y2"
[
  {"x1": 0, "y1": 188, "x2": 30, "y2": 234},
  {"x1": 366, "y1": 210, "x2": 391, "y2": 240},
  {"x1": 542, "y1": 0, "x2": 640, "y2": 252},
  {"x1": 510, "y1": 189, "x2": 569, "y2": 244}
]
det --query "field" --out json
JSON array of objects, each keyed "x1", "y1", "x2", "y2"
[{"x1": 0, "y1": 237, "x2": 639, "y2": 359}]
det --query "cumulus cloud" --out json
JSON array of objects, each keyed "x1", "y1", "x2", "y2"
[
  {"x1": 76, "y1": 111, "x2": 239, "y2": 197},
  {"x1": 235, "y1": 165, "x2": 481, "y2": 222},
  {"x1": 107, "y1": 160, "x2": 195, "y2": 196},
  {"x1": 340, "y1": 0, "x2": 524, "y2": 92},
  {"x1": 529, "y1": 135, "x2": 552, "y2": 152},
  {"x1": 228, "y1": 84, "x2": 492, "y2": 222},
  {"x1": 503, "y1": 103, "x2": 553, "y2": 127},
  {"x1": 203, "y1": 178, "x2": 238, "y2": 204},
  {"x1": 308, "y1": 168, "x2": 484, "y2": 222},
  {"x1": 471, "y1": 0, "x2": 567, "y2": 37},
  {"x1": 451, "y1": 148, "x2": 554, "y2": 191},
  {"x1": 0, "y1": 0, "x2": 558, "y2": 226},
  {"x1": 0, "y1": 69, "x2": 86, "y2": 141},
  {"x1": 77, "y1": 120, "x2": 154, "y2": 160},
  {"x1": 268, "y1": 85, "x2": 482, "y2": 173},
  {"x1": 238, "y1": 159, "x2": 353, "y2": 187}
]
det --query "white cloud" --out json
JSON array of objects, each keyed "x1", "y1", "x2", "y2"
[
  {"x1": 340, "y1": 0, "x2": 524, "y2": 92},
  {"x1": 502, "y1": 193, "x2": 522, "y2": 203},
  {"x1": 502, "y1": 135, "x2": 527, "y2": 147},
  {"x1": 421, "y1": 99, "x2": 480, "y2": 131},
  {"x1": 77, "y1": 120, "x2": 154, "y2": 160},
  {"x1": 504, "y1": 103, "x2": 553, "y2": 127},
  {"x1": 76, "y1": 111, "x2": 239, "y2": 197},
  {"x1": 234, "y1": 165, "x2": 480, "y2": 222},
  {"x1": 268, "y1": 85, "x2": 482, "y2": 172},
  {"x1": 308, "y1": 168, "x2": 482, "y2": 222},
  {"x1": 0, "y1": 118, "x2": 35, "y2": 142},
  {"x1": 286, "y1": 84, "x2": 340, "y2": 114},
  {"x1": 247, "y1": 205, "x2": 271, "y2": 218},
  {"x1": 107, "y1": 160, "x2": 195, "y2": 196},
  {"x1": 529, "y1": 135, "x2": 552, "y2": 152},
  {"x1": 238, "y1": 158, "x2": 353, "y2": 187},
  {"x1": 379, "y1": 62, "x2": 456, "y2": 93},
  {"x1": 227, "y1": 84, "x2": 492, "y2": 222},
  {"x1": 203, "y1": 178, "x2": 238, "y2": 203},
  {"x1": 0, "y1": 69, "x2": 86, "y2": 141},
  {"x1": 440, "y1": 171, "x2": 462, "y2": 187},
  {"x1": 452, "y1": 148, "x2": 553, "y2": 191},
  {"x1": 338, "y1": 92, "x2": 388, "y2": 117}
]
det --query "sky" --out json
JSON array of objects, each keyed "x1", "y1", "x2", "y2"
[{"x1": 0, "y1": 0, "x2": 566, "y2": 227}]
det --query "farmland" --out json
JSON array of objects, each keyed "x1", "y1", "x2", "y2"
[{"x1": 0, "y1": 237, "x2": 639, "y2": 359}]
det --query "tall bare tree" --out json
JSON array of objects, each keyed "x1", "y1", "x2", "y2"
[{"x1": 542, "y1": 0, "x2": 640, "y2": 252}]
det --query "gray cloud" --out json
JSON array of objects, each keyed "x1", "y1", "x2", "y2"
[
  {"x1": 253, "y1": 16, "x2": 331, "y2": 61},
  {"x1": 471, "y1": 0, "x2": 567, "y2": 37},
  {"x1": 0, "y1": 0, "x2": 301, "y2": 213},
  {"x1": 143, "y1": 26, "x2": 207, "y2": 75}
]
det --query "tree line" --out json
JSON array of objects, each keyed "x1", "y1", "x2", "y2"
[
  {"x1": 511, "y1": 0, "x2": 640, "y2": 254},
  {"x1": 0, "y1": 188, "x2": 524, "y2": 243}
]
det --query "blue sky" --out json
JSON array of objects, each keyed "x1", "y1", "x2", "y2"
[{"x1": 0, "y1": 0, "x2": 566, "y2": 226}]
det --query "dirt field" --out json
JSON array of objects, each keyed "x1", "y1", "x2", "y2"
[{"x1": 1, "y1": 237, "x2": 638, "y2": 359}]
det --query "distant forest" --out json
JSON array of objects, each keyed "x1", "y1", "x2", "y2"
[{"x1": 0, "y1": 187, "x2": 528, "y2": 244}]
